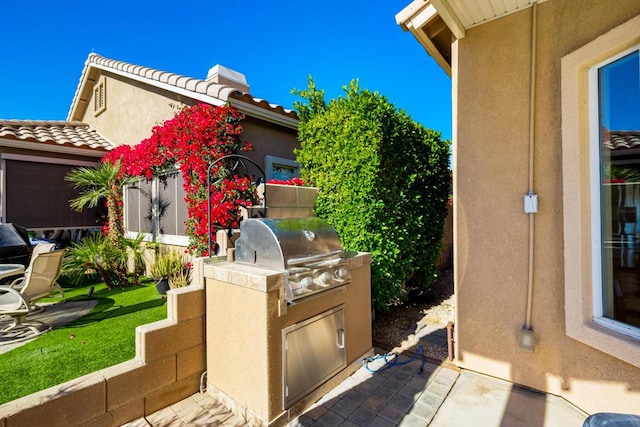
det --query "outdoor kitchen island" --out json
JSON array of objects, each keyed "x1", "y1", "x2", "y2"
[{"x1": 203, "y1": 229, "x2": 372, "y2": 427}]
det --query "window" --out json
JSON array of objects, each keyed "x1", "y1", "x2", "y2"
[
  {"x1": 94, "y1": 78, "x2": 106, "y2": 116},
  {"x1": 265, "y1": 155, "x2": 300, "y2": 181},
  {"x1": 124, "y1": 178, "x2": 153, "y2": 235},
  {"x1": 1, "y1": 155, "x2": 102, "y2": 229},
  {"x1": 561, "y1": 14, "x2": 640, "y2": 367},
  {"x1": 123, "y1": 171, "x2": 189, "y2": 246},
  {"x1": 592, "y1": 48, "x2": 640, "y2": 337}
]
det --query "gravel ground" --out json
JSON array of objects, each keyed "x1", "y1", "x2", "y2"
[{"x1": 372, "y1": 268, "x2": 454, "y2": 361}]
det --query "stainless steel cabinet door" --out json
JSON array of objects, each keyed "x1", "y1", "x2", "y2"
[{"x1": 282, "y1": 305, "x2": 346, "y2": 408}]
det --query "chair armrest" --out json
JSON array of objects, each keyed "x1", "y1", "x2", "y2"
[
  {"x1": 0, "y1": 286, "x2": 30, "y2": 313},
  {"x1": 9, "y1": 276, "x2": 26, "y2": 290},
  {"x1": 52, "y1": 283, "x2": 65, "y2": 298}
]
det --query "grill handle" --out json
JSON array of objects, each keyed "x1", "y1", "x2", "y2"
[
  {"x1": 337, "y1": 328, "x2": 345, "y2": 349},
  {"x1": 286, "y1": 250, "x2": 344, "y2": 266}
]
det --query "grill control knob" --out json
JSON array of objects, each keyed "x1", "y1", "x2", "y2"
[
  {"x1": 334, "y1": 268, "x2": 348, "y2": 279},
  {"x1": 300, "y1": 277, "x2": 313, "y2": 288},
  {"x1": 318, "y1": 272, "x2": 332, "y2": 284}
]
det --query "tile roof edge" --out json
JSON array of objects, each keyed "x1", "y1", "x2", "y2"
[
  {"x1": 67, "y1": 53, "x2": 298, "y2": 124},
  {"x1": 0, "y1": 119, "x2": 115, "y2": 153},
  {"x1": 0, "y1": 119, "x2": 91, "y2": 126}
]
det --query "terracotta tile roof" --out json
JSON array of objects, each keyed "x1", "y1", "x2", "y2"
[
  {"x1": 0, "y1": 120, "x2": 114, "y2": 152},
  {"x1": 68, "y1": 54, "x2": 298, "y2": 127},
  {"x1": 604, "y1": 131, "x2": 640, "y2": 151},
  {"x1": 86, "y1": 54, "x2": 241, "y2": 100}
]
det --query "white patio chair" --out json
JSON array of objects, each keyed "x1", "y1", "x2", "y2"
[
  {"x1": 0, "y1": 285, "x2": 50, "y2": 344},
  {"x1": 1, "y1": 249, "x2": 66, "y2": 313},
  {"x1": 0, "y1": 249, "x2": 65, "y2": 344},
  {"x1": 8, "y1": 242, "x2": 56, "y2": 291}
]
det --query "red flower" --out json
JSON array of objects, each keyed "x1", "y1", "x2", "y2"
[
  {"x1": 267, "y1": 177, "x2": 308, "y2": 186},
  {"x1": 110, "y1": 104, "x2": 258, "y2": 256}
]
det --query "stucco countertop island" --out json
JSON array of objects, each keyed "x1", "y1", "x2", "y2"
[{"x1": 203, "y1": 253, "x2": 373, "y2": 426}]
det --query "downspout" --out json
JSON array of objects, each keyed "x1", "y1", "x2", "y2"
[{"x1": 523, "y1": 2, "x2": 538, "y2": 343}]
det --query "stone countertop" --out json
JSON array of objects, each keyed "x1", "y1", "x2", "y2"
[
  {"x1": 203, "y1": 252, "x2": 371, "y2": 293},
  {"x1": 203, "y1": 260, "x2": 284, "y2": 293}
]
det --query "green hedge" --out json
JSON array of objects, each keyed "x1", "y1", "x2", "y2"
[{"x1": 294, "y1": 79, "x2": 450, "y2": 311}]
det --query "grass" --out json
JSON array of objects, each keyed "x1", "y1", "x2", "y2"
[{"x1": 0, "y1": 279, "x2": 167, "y2": 405}]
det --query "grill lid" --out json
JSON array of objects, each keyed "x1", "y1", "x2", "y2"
[{"x1": 235, "y1": 217, "x2": 344, "y2": 271}]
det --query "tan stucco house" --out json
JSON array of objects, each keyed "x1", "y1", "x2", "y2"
[
  {"x1": 398, "y1": 0, "x2": 640, "y2": 415},
  {"x1": 0, "y1": 54, "x2": 300, "y2": 244}
]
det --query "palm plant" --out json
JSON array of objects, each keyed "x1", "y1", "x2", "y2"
[
  {"x1": 65, "y1": 161, "x2": 137, "y2": 288},
  {"x1": 122, "y1": 234, "x2": 147, "y2": 285},
  {"x1": 66, "y1": 161, "x2": 135, "y2": 247},
  {"x1": 62, "y1": 233, "x2": 128, "y2": 289}
]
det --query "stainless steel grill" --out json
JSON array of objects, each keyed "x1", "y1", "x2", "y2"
[{"x1": 234, "y1": 217, "x2": 351, "y2": 302}]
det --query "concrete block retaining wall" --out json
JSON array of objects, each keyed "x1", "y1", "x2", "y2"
[{"x1": 0, "y1": 286, "x2": 206, "y2": 427}]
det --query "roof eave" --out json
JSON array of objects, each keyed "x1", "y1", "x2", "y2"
[
  {"x1": 396, "y1": 0, "x2": 458, "y2": 75},
  {"x1": 397, "y1": 0, "x2": 549, "y2": 75},
  {"x1": 229, "y1": 95, "x2": 298, "y2": 130},
  {"x1": 429, "y1": 0, "x2": 466, "y2": 39},
  {"x1": 0, "y1": 138, "x2": 108, "y2": 158},
  {"x1": 67, "y1": 56, "x2": 96, "y2": 121},
  {"x1": 68, "y1": 55, "x2": 299, "y2": 128}
]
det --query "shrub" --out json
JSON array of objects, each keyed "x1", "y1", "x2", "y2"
[
  {"x1": 62, "y1": 234, "x2": 150, "y2": 288},
  {"x1": 62, "y1": 234, "x2": 127, "y2": 288},
  {"x1": 294, "y1": 78, "x2": 450, "y2": 311},
  {"x1": 149, "y1": 248, "x2": 192, "y2": 289}
]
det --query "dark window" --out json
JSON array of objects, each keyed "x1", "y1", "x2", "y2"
[{"x1": 5, "y1": 160, "x2": 103, "y2": 229}]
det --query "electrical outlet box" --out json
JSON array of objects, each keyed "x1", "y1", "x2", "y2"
[
  {"x1": 518, "y1": 328, "x2": 535, "y2": 352},
  {"x1": 524, "y1": 194, "x2": 538, "y2": 214}
]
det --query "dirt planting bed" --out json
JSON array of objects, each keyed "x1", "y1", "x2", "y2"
[{"x1": 372, "y1": 269, "x2": 454, "y2": 362}]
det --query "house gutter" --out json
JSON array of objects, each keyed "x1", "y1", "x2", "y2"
[{"x1": 0, "y1": 138, "x2": 108, "y2": 158}]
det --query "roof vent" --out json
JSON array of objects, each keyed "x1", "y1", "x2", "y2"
[{"x1": 206, "y1": 65, "x2": 249, "y2": 93}]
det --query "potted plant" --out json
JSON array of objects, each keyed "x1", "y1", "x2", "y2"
[
  {"x1": 170, "y1": 260, "x2": 192, "y2": 289},
  {"x1": 149, "y1": 249, "x2": 183, "y2": 294}
]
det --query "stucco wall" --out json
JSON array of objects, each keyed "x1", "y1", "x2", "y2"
[
  {"x1": 0, "y1": 286, "x2": 206, "y2": 426},
  {"x1": 454, "y1": 0, "x2": 640, "y2": 414},
  {"x1": 81, "y1": 72, "x2": 183, "y2": 147},
  {"x1": 242, "y1": 117, "x2": 300, "y2": 169}
]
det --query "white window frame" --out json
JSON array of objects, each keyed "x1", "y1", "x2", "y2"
[
  {"x1": 561, "y1": 14, "x2": 640, "y2": 368},
  {"x1": 589, "y1": 46, "x2": 640, "y2": 340},
  {"x1": 124, "y1": 170, "x2": 189, "y2": 247},
  {"x1": 265, "y1": 155, "x2": 300, "y2": 181}
]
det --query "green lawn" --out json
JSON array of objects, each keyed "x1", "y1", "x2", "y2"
[{"x1": 0, "y1": 280, "x2": 167, "y2": 405}]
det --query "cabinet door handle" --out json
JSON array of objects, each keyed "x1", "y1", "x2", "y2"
[{"x1": 337, "y1": 328, "x2": 345, "y2": 349}]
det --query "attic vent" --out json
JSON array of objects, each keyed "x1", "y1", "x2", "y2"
[
  {"x1": 206, "y1": 65, "x2": 249, "y2": 93},
  {"x1": 94, "y1": 77, "x2": 106, "y2": 116}
]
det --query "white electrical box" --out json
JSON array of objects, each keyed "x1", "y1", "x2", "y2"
[{"x1": 524, "y1": 194, "x2": 538, "y2": 214}]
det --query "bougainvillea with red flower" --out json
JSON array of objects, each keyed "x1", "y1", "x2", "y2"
[{"x1": 104, "y1": 104, "x2": 257, "y2": 256}]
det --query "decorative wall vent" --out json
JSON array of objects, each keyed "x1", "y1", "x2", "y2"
[{"x1": 93, "y1": 77, "x2": 106, "y2": 116}]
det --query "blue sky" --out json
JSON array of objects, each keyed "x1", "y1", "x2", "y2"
[{"x1": 0, "y1": 0, "x2": 452, "y2": 140}]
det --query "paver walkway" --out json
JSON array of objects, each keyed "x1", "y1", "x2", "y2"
[
  {"x1": 123, "y1": 355, "x2": 456, "y2": 427},
  {"x1": 124, "y1": 349, "x2": 588, "y2": 426},
  {"x1": 291, "y1": 357, "x2": 458, "y2": 426}
]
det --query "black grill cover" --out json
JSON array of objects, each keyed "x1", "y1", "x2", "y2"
[{"x1": 0, "y1": 223, "x2": 31, "y2": 265}]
